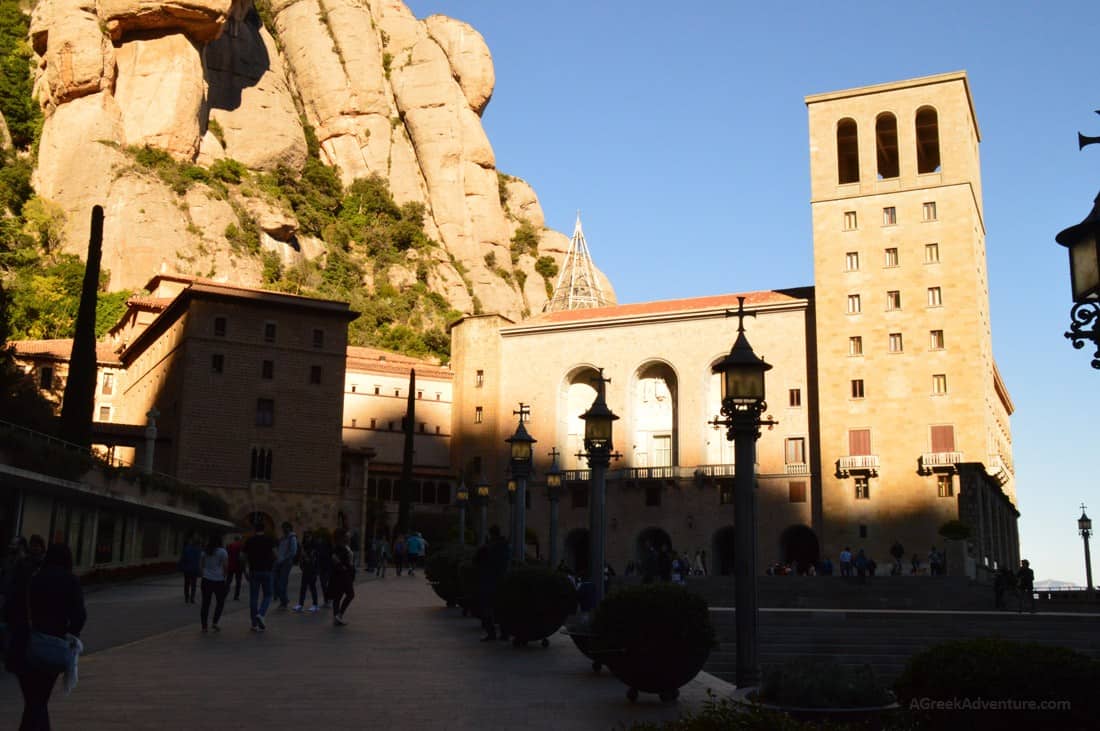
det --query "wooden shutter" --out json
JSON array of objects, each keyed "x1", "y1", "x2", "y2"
[
  {"x1": 788, "y1": 481, "x2": 807, "y2": 503},
  {"x1": 848, "y1": 429, "x2": 871, "y2": 455},
  {"x1": 930, "y1": 425, "x2": 955, "y2": 452}
]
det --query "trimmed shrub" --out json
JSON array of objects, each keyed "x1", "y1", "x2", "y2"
[
  {"x1": 594, "y1": 583, "x2": 716, "y2": 653},
  {"x1": 895, "y1": 637, "x2": 1100, "y2": 730},
  {"x1": 759, "y1": 659, "x2": 893, "y2": 709},
  {"x1": 494, "y1": 566, "x2": 577, "y2": 643},
  {"x1": 424, "y1": 544, "x2": 465, "y2": 605}
]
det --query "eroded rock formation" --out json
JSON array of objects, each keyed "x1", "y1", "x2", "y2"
[{"x1": 27, "y1": 0, "x2": 614, "y2": 320}]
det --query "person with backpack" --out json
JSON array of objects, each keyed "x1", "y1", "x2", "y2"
[
  {"x1": 406, "y1": 532, "x2": 426, "y2": 576},
  {"x1": 329, "y1": 529, "x2": 356, "y2": 626},
  {"x1": 293, "y1": 532, "x2": 320, "y2": 613}
]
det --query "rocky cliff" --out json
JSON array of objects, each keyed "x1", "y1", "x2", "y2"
[{"x1": 25, "y1": 0, "x2": 612, "y2": 325}]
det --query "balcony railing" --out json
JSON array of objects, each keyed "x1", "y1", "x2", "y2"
[
  {"x1": 986, "y1": 456, "x2": 1011, "y2": 486},
  {"x1": 563, "y1": 469, "x2": 591, "y2": 483},
  {"x1": 695, "y1": 464, "x2": 736, "y2": 478},
  {"x1": 623, "y1": 466, "x2": 678, "y2": 482},
  {"x1": 785, "y1": 463, "x2": 810, "y2": 476},
  {"x1": 837, "y1": 455, "x2": 879, "y2": 477},
  {"x1": 919, "y1": 451, "x2": 963, "y2": 475}
]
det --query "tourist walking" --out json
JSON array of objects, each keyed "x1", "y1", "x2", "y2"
[
  {"x1": 406, "y1": 531, "x2": 427, "y2": 576},
  {"x1": 226, "y1": 534, "x2": 244, "y2": 600},
  {"x1": 316, "y1": 531, "x2": 333, "y2": 608},
  {"x1": 839, "y1": 546, "x2": 853, "y2": 577},
  {"x1": 6, "y1": 542, "x2": 86, "y2": 731},
  {"x1": 374, "y1": 536, "x2": 389, "y2": 578},
  {"x1": 475, "y1": 525, "x2": 510, "y2": 641},
  {"x1": 1016, "y1": 559, "x2": 1036, "y2": 613},
  {"x1": 855, "y1": 549, "x2": 868, "y2": 581},
  {"x1": 393, "y1": 534, "x2": 407, "y2": 576},
  {"x1": 889, "y1": 540, "x2": 904, "y2": 576},
  {"x1": 179, "y1": 537, "x2": 201, "y2": 603},
  {"x1": 199, "y1": 535, "x2": 228, "y2": 633},
  {"x1": 329, "y1": 529, "x2": 356, "y2": 626},
  {"x1": 293, "y1": 532, "x2": 320, "y2": 613},
  {"x1": 244, "y1": 522, "x2": 277, "y2": 632},
  {"x1": 928, "y1": 546, "x2": 941, "y2": 576},
  {"x1": 274, "y1": 522, "x2": 298, "y2": 609},
  {"x1": 910, "y1": 554, "x2": 921, "y2": 575}
]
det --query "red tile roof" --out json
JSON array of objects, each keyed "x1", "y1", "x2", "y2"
[
  {"x1": 9, "y1": 339, "x2": 122, "y2": 365},
  {"x1": 345, "y1": 346, "x2": 452, "y2": 379},
  {"x1": 125, "y1": 296, "x2": 173, "y2": 310},
  {"x1": 525, "y1": 289, "x2": 808, "y2": 326}
]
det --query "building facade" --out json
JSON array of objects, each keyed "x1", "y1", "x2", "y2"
[{"x1": 449, "y1": 72, "x2": 1019, "y2": 576}]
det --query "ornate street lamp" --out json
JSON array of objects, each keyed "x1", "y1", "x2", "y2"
[
  {"x1": 1057, "y1": 193, "x2": 1100, "y2": 368},
  {"x1": 709, "y1": 297, "x2": 776, "y2": 689},
  {"x1": 506, "y1": 476, "x2": 518, "y2": 557},
  {"x1": 456, "y1": 480, "x2": 469, "y2": 551},
  {"x1": 476, "y1": 475, "x2": 490, "y2": 546},
  {"x1": 578, "y1": 368, "x2": 620, "y2": 606},
  {"x1": 506, "y1": 404, "x2": 536, "y2": 563},
  {"x1": 546, "y1": 448, "x2": 564, "y2": 568},
  {"x1": 1079, "y1": 504, "x2": 1094, "y2": 594}
]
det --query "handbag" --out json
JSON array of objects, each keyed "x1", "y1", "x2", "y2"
[{"x1": 25, "y1": 579, "x2": 75, "y2": 672}]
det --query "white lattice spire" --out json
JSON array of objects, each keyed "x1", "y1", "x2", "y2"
[{"x1": 543, "y1": 212, "x2": 610, "y2": 312}]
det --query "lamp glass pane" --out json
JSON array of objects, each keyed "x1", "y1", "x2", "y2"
[
  {"x1": 1081, "y1": 516, "x2": 1092, "y2": 532},
  {"x1": 512, "y1": 441, "x2": 532, "y2": 461},
  {"x1": 547, "y1": 473, "x2": 562, "y2": 489},
  {"x1": 1070, "y1": 235, "x2": 1100, "y2": 301},
  {"x1": 507, "y1": 479, "x2": 517, "y2": 492},
  {"x1": 724, "y1": 368, "x2": 764, "y2": 401},
  {"x1": 585, "y1": 416, "x2": 612, "y2": 442}
]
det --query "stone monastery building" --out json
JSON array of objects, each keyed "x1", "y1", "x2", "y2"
[{"x1": 7, "y1": 72, "x2": 1018, "y2": 578}]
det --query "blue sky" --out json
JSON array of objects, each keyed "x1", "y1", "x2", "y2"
[{"x1": 406, "y1": 1, "x2": 1100, "y2": 583}]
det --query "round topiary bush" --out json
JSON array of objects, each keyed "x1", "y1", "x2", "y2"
[
  {"x1": 895, "y1": 637, "x2": 1100, "y2": 730},
  {"x1": 424, "y1": 545, "x2": 465, "y2": 606},
  {"x1": 758, "y1": 659, "x2": 894, "y2": 709},
  {"x1": 456, "y1": 558, "x2": 482, "y2": 617},
  {"x1": 593, "y1": 583, "x2": 716, "y2": 700},
  {"x1": 494, "y1": 566, "x2": 578, "y2": 645}
]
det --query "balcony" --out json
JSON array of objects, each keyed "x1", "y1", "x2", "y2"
[
  {"x1": 785, "y1": 463, "x2": 810, "y2": 476},
  {"x1": 696, "y1": 464, "x2": 737, "y2": 478},
  {"x1": 919, "y1": 451, "x2": 963, "y2": 475},
  {"x1": 837, "y1": 455, "x2": 880, "y2": 477},
  {"x1": 985, "y1": 456, "x2": 1012, "y2": 486},
  {"x1": 563, "y1": 469, "x2": 591, "y2": 483},
  {"x1": 623, "y1": 466, "x2": 678, "y2": 482}
]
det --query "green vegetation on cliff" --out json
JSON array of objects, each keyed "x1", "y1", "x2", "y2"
[{"x1": 0, "y1": 0, "x2": 40, "y2": 149}]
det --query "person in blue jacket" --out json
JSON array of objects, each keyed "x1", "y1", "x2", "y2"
[{"x1": 179, "y1": 537, "x2": 202, "y2": 604}]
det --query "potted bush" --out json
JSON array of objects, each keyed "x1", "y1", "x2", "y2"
[
  {"x1": 737, "y1": 659, "x2": 897, "y2": 728},
  {"x1": 494, "y1": 566, "x2": 577, "y2": 647},
  {"x1": 592, "y1": 583, "x2": 717, "y2": 702},
  {"x1": 424, "y1": 545, "x2": 465, "y2": 606},
  {"x1": 456, "y1": 557, "x2": 482, "y2": 618},
  {"x1": 895, "y1": 637, "x2": 1100, "y2": 730}
]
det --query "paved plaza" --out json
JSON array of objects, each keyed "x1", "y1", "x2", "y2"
[{"x1": 0, "y1": 573, "x2": 734, "y2": 730}]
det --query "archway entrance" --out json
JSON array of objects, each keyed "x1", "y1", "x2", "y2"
[
  {"x1": 564, "y1": 528, "x2": 590, "y2": 577},
  {"x1": 712, "y1": 526, "x2": 736, "y2": 576},
  {"x1": 780, "y1": 525, "x2": 820, "y2": 573}
]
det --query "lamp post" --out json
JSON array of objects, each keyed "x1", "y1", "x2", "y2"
[
  {"x1": 506, "y1": 404, "x2": 536, "y2": 563},
  {"x1": 1056, "y1": 118, "x2": 1100, "y2": 369},
  {"x1": 578, "y1": 368, "x2": 620, "y2": 607},
  {"x1": 709, "y1": 297, "x2": 776, "y2": 689},
  {"x1": 1080, "y1": 505, "x2": 1094, "y2": 595},
  {"x1": 546, "y1": 448, "x2": 563, "y2": 568},
  {"x1": 456, "y1": 481, "x2": 469, "y2": 552},
  {"x1": 506, "y1": 477, "x2": 517, "y2": 557},
  {"x1": 476, "y1": 476, "x2": 490, "y2": 546}
]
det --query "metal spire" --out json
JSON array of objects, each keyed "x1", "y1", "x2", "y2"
[{"x1": 543, "y1": 212, "x2": 610, "y2": 312}]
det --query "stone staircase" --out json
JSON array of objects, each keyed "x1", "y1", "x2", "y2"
[
  {"x1": 703, "y1": 609, "x2": 1100, "y2": 685},
  {"x1": 685, "y1": 574, "x2": 996, "y2": 610}
]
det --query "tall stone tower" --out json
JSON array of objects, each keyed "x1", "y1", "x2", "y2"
[{"x1": 806, "y1": 72, "x2": 1017, "y2": 566}]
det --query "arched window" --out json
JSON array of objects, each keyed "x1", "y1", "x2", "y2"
[
  {"x1": 836, "y1": 118, "x2": 859, "y2": 184},
  {"x1": 915, "y1": 106, "x2": 941, "y2": 173},
  {"x1": 875, "y1": 113, "x2": 899, "y2": 179}
]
